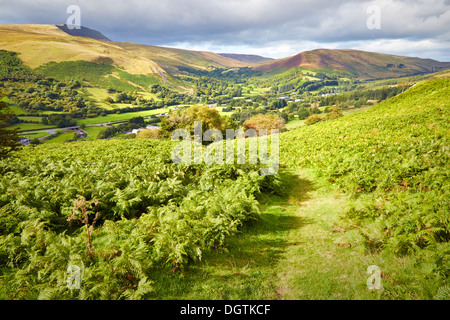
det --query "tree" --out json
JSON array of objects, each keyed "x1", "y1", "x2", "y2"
[
  {"x1": 29, "y1": 137, "x2": 41, "y2": 145},
  {"x1": 310, "y1": 106, "x2": 322, "y2": 114},
  {"x1": 242, "y1": 114, "x2": 285, "y2": 135},
  {"x1": 279, "y1": 111, "x2": 289, "y2": 122},
  {"x1": 297, "y1": 107, "x2": 310, "y2": 120},
  {"x1": 0, "y1": 101, "x2": 21, "y2": 158},
  {"x1": 305, "y1": 114, "x2": 323, "y2": 125},
  {"x1": 325, "y1": 106, "x2": 344, "y2": 120},
  {"x1": 160, "y1": 105, "x2": 227, "y2": 138},
  {"x1": 97, "y1": 127, "x2": 119, "y2": 139},
  {"x1": 115, "y1": 92, "x2": 127, "y2": 103},
  {"x1": 136, "y1": 128, "x2": 161, "y2": 140}
]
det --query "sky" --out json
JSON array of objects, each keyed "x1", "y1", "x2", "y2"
[{"x1": 1, "y1": 0, "x2": 449, "y2": 61}]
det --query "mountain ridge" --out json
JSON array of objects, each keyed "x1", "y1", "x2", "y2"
[
  {"x1": 1, "y1": 24, "x2": 449, "y2": 81},
  {"x1": 218, "y1": 53, "x2": 274, "y2": 64},
  {"x1": 255, "y1": 48, "x2": 450, "y2": 79},
  {"x1": 56, "y1": 24, "x2": 111, "y2": 41}
]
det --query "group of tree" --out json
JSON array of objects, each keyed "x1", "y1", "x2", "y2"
[
  {"x1": 97, "y1": 116, "x2": 148, "y2": 140},
  {"x1": 242, "y1": 114, "x2": 285, "y2": 135},
  {"x1": 305, "y1": 106, "x2": 343, "y2": 125},
  {"x1": 159, "y1": 105, "x2": 233, "y2": 140},
  {"x1": 319, "y1": 85, "x2": 407, "y2": 108},
  {"x1": 0, "y1": 101, "x2": 20, "y2": 159},
  {"x1": 42, "y1": 114, "x2": 77, "y2": 127},
  {"x1": 178, "y1": 66, "x2": 262, "y2": 81}
]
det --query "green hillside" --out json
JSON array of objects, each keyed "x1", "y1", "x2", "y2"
[
  {"x1": 114, "y1": 41, "x2": 256, "y2": 74},
  {"x1": 1, "y1": 23, "x2": 449, "y2": 301},
  {"x1": 280, "y1": 76, "x2": 449, "y2": 287},
  {"x1": 0, "y1": 25, "x2": 166, "y2": 78},
  {"x1": 256, "y1": 49, "x2": 450, "y2": 80},
  {"x1": 1, "y1": 74, "x2": 449, "y2": 300}
]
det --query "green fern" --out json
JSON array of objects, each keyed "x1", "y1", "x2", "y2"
[{"x1": 434, "y1": 285, "x2": 450, "y2": 300}]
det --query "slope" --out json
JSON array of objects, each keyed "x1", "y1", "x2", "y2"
[
  {"x1": 256, "y1": 49, "x2": 450, "y2": 80},
  {"x1": 0, "y1": 24, "x2": 166, "y2": 78},
  {"x1": 114, "y1": 41, "x2": 257, "y2": 74},
  {"x1": 218, "y1": 53, "x2": 274, "y2": 64},
  {"x1": 56, "y1": 24, "x2": 111, "y2": 41}
]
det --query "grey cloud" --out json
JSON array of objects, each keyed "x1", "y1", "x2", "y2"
[{"x1": 0, "y1": 0, "x2": 449, "y2": 60}]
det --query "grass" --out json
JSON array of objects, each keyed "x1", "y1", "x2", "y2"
[
  {"x1": 3, "y1": 103, "x2": 27, "y2": 115},
  {"x1": 77, "y1": 108, "x2": 170, "y2": 125},
  {"x1": 85, "y1": 87, "x2": 113, "y2": 101},
  {"x1": 143, "y1": 168, "x2": 440, "y2": 300},
  {"x1": 116, "y1": 70, "x2": 161, "y2": 89},
  {"x1": 83, "y1": 126, "x2": 106, "y2": 140},
  {"x1": 39, "y1": 111, "x2": 66, "y2": 115},
  {"x1": 241, "y1": 86, "x2": 267, "y2": 96},
  {"x1": 18, "y1": 116, "x2": 43, "y2": 122},
  {"x1": 143, "y1": 169, "x2": 390, "y2": 300},
  {"x1": 285, "y1": 119, "x2": 305, "y2": 130},
  {"x1": 19, "y1": 131, "x2": 48, "y2": 139},
  {"x1": 5, "y1": 122, "x2": 56, "y2": 132},
  {"x1": 138, "y1": 91, "x2": 162, "y2": 102},
  {"x1": 44, "y1": 130, "x2": 75, "y2": 144}
]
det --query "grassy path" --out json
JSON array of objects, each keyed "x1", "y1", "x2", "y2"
[
  {"x1": 272, "y1": 169, "x2": 381, "y2": 300},
  {"x1": 150, "y1": 169, "x2": 387, "y2": 300}
]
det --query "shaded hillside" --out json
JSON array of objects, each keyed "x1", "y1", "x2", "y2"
[
  {"x1": 114, "y1": 42, "x2": 256, "y2": 74},
  {"x1": 218, "y1": 53, "x2": 274, "y2": 64},
  {"x1": 256, "y1": 49, "x2": 450, "y2": 79},
  {"x1": 56, "y1": 24, "x2": 111, "y2": 41}
]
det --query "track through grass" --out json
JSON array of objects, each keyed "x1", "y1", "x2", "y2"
[
  {"x1": 148, "y1": 167, "x2": 442, "y2": 300},
  {"x1": 145, "y1": 169, "x2": 388, "y2": 299}
]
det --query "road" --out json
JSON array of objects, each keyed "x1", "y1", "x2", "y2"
[{"x1": 21, "y1": 123, "x2": 112, "y2": 140}]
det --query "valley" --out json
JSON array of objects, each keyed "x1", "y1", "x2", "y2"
[{"x1": 0, "y1": 24, "x2": 449, "y2": 301}]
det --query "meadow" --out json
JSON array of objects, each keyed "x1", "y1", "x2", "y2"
[{"x1": 77, "y1": 108, "x2": 171, "y2": 125}]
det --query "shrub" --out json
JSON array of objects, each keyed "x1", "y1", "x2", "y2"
[{"x1": 305, "y1": 114, "x2": 323, "y2": 125}]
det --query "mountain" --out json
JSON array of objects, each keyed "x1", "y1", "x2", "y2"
[
  {"x1": 56, "y1": 24, "x2": 111, "y2": 41},
  {"x1": 255, "y1": 49, "x2": 450, "y2": 80},
  {"x1": 0, "y1": 24, "x2": 257, "y2": 79},
  {"x1": 2, "y1": 24, "x2": 450, "y2": 83},
  {"x1": 0, "y1": 24, "x2": 165, "y2": 77},
  {"x1": 218, "y1": 53, "x2": 274, "y2": 64},
  {"x1": 114, "y1": 42, "x2": 257, "y2": 74}
]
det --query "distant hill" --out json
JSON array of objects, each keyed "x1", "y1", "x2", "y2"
[
  {"x1": 0, "y1": 24, "x2": 165, "y2": 77},
  {"x1": 114, "y1": 42, "x2": 258, "y2": 74},
  {"x1": 56, "y1": 24, "x2": 111, "y2": 41},
  {"x1": 2, "y1": 24, "x2": 450, "y2": 83},
  {"x1": 218, "y1": 53, "x2": 274, "y2": 64},
  {"x1": 256, "y1": 49, "x2": 450, "y2": 80}
]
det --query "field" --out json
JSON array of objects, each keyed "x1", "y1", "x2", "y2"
[
  {"x1": 6, "y1": 122, "x2": 56, "y2": 132},
  {"x1": 44, "y1": 131, "x2": 76, "y2": 144},
  {"x1": 77, "y1": 108, "x2": 171, "y2": 125},
  {"x1": 83, "y1": 126, "x2": 106, "y2": 140},
  {"x1": 19, "y1": 131, "x2": 48, "y2": 139},
  {"x1": 284, "y1": 118, "x2": 305, "y2": 130}
]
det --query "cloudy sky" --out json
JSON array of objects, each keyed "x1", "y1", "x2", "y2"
[{"x1": 1, "y1": 0, "x2": 449, "y2": 61}]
